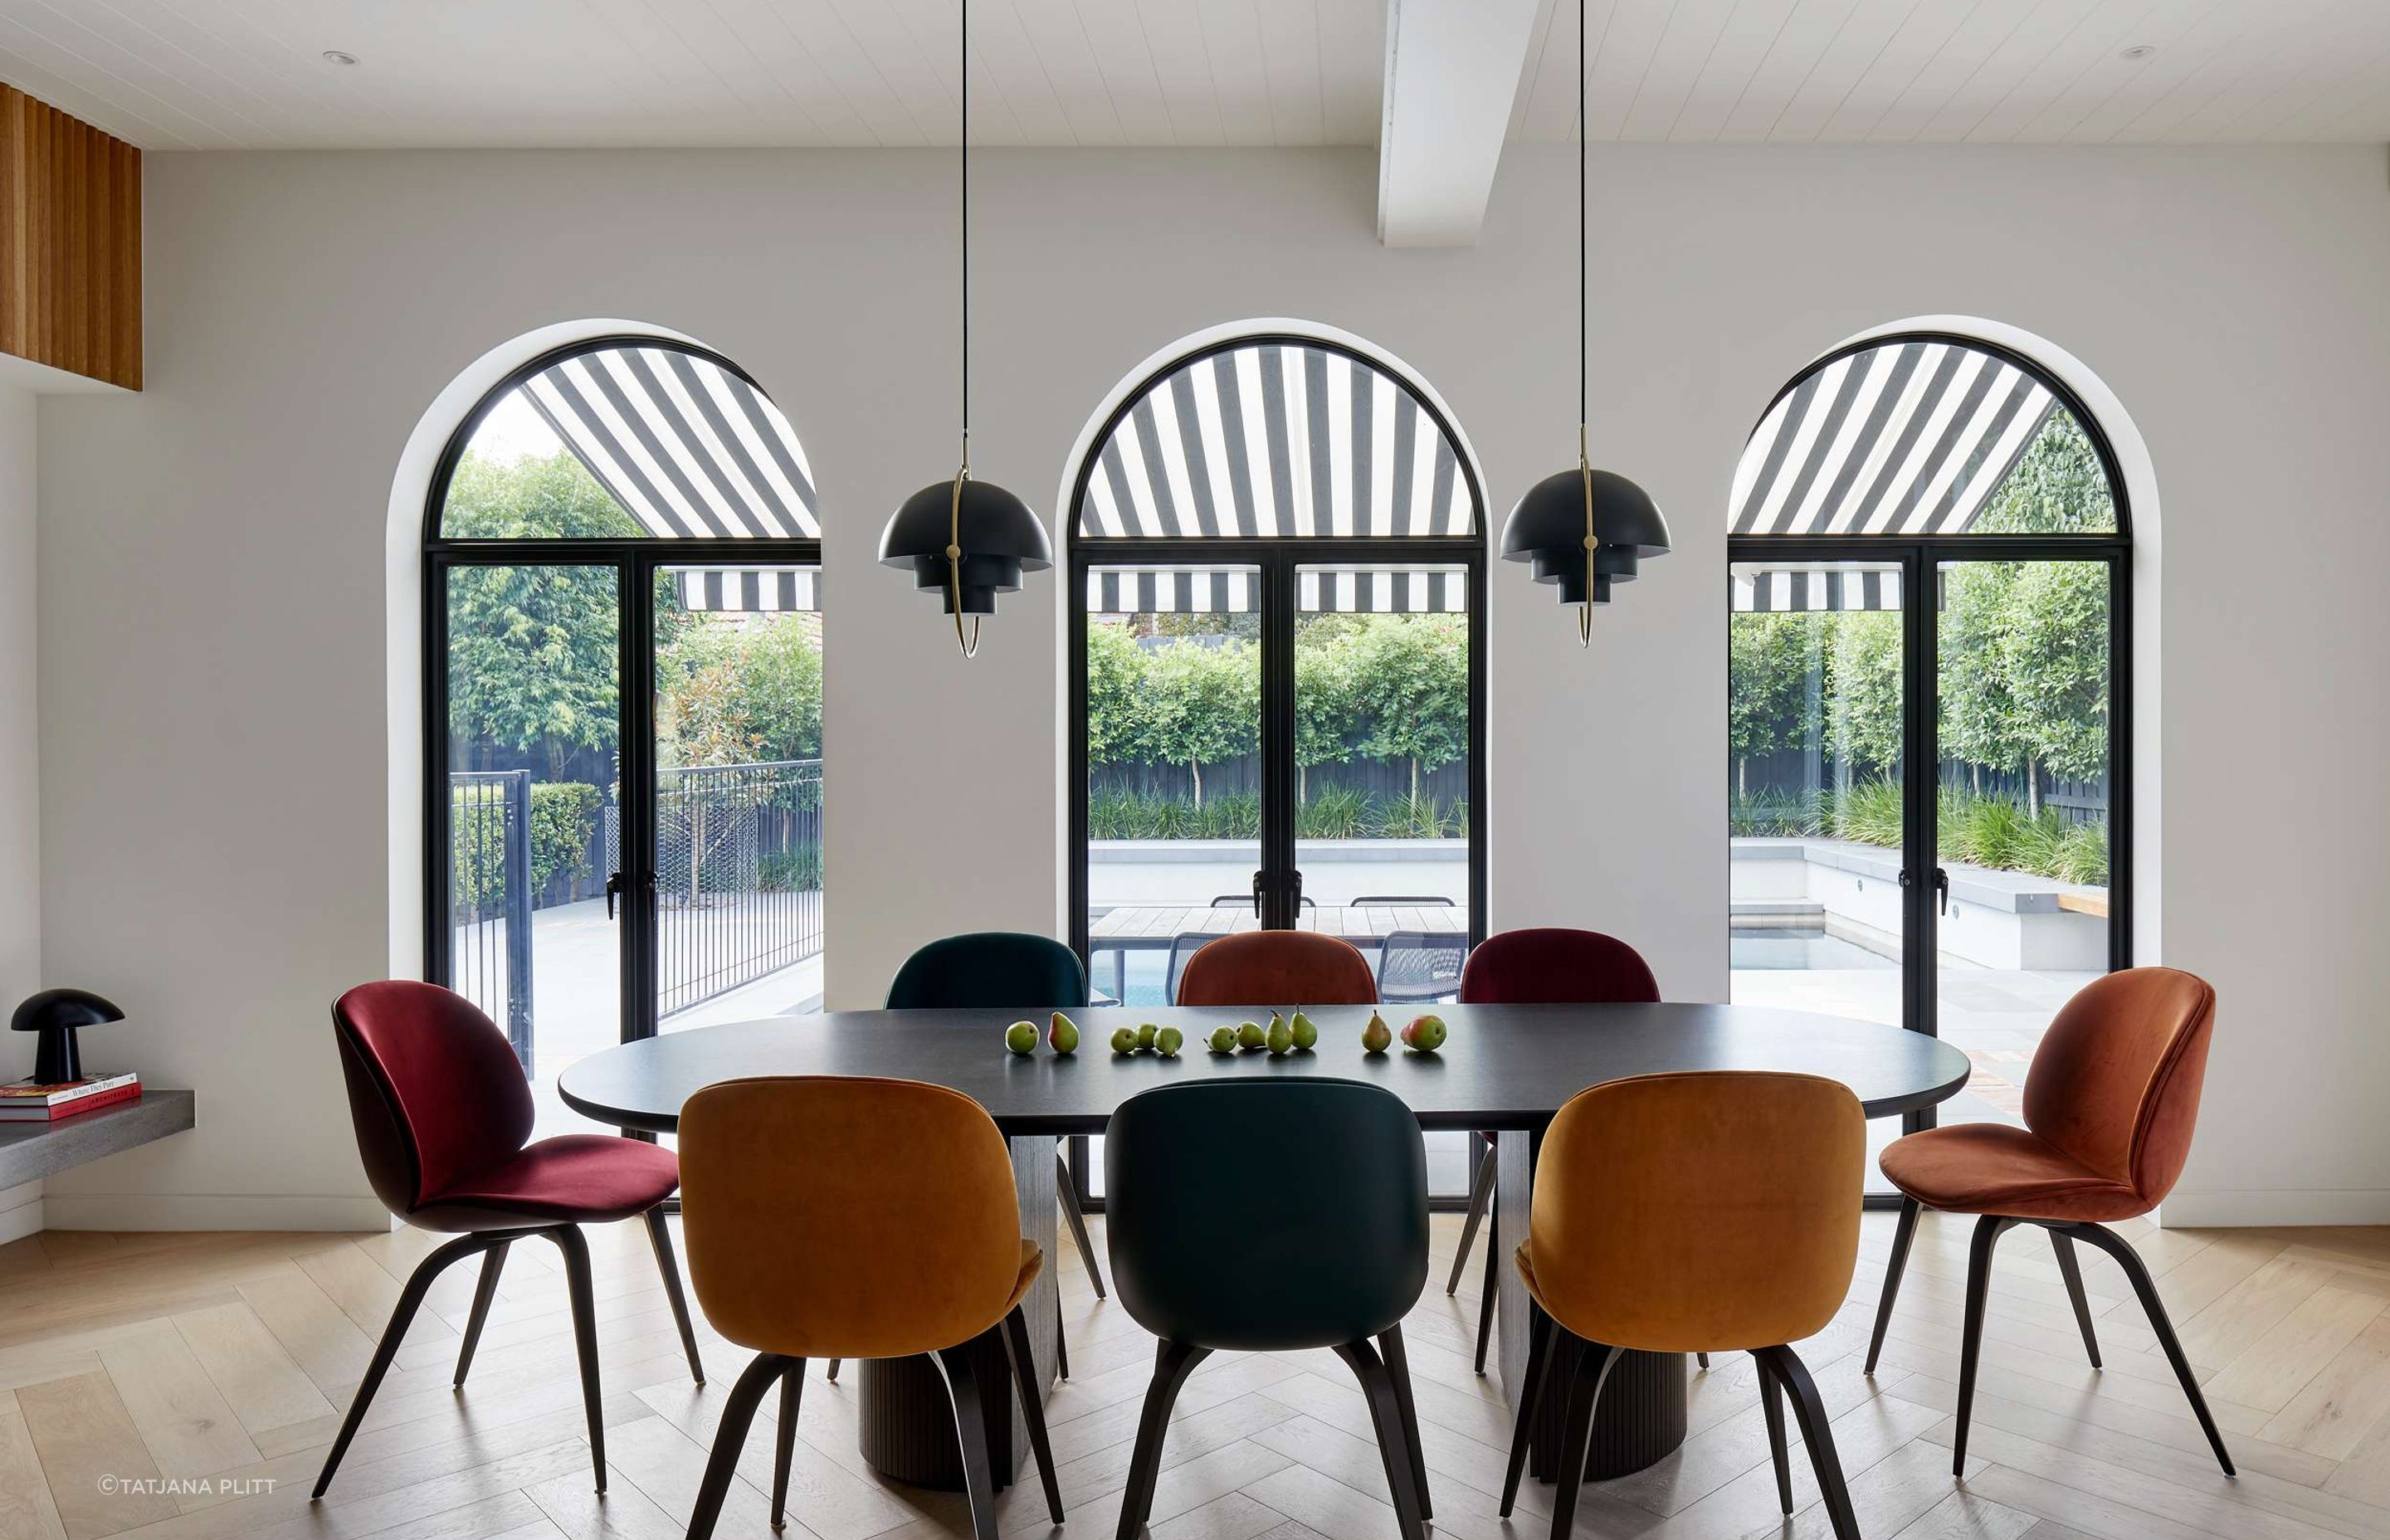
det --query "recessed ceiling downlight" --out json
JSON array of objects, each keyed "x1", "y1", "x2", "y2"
[{"x1": 322, "y1": 50, "x2": 359, "y2": 66}]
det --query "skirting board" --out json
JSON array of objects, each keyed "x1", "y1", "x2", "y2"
[
  {"x1": 2160, "y1": 1190, "x2": 2390, "y2": 1228},
  {"x1": 40, "y1": 1192, "x2": 393, "y2": 1232},
  {"x1": 0, "y1": 1178, "x2": 40, "y2": 1246}
]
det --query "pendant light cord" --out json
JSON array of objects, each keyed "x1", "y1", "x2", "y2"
[
  {"x1": 949, "y1": 0, "x2": 980, "y2": 657},
  {"x1": 1576, "y1": 0, "x2": 1596, "y2": 648}
]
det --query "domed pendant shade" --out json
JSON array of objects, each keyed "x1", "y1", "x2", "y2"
[
  {"x1": 1500, "y1": 465, "x2": 1671, "y2": 607},
  {"x1": 879, "y1": 474, "x2": 1052, "y2": 617}
]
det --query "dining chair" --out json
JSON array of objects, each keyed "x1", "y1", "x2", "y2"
[
  {"x1": 1174, "y1": 929, "x2": 1378, "y2": 1006},
  {"x1": 1163, "y1": 929, "x2": 1215, "y2": 1006},
  {"x1": 873, "y1": 931, "x2": 1100, "y2": 1386},
  {"x1": 1375, "y1": 929, "x2": 1467, "y2": 1005},
  {"x1": 1500, "y1": 1072, "x2": 1867, "y2": 1540},
  {"x1": 1863, "y1": 966, "x2": 2230, "y2": 1475},
  {"x1": 319, "y1": 981, "x2": 702, "y2": 1499},
  {"x1": 1106, "y1": 1079, "x2": 1432, "y2": 1540},
  {"x1": 1450, "y1": 928, "x2": 1661, "y2": 1372},
  {"x1": 676, "y1": 1075, "x2": 1061, "y2": 1540}
]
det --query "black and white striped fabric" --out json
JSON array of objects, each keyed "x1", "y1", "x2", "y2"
[
  {"x1": 523, "y1": 345, "x2": 820, "y2": 539},
  {"x1": 1075, "y1": 343, "x2": 1476, "y2": 539},
  {"x1": 676, "y1": 568, "x2": 819, "y2": 613},
  {"x1": 1087, "y1": 566, "x2": 1467, "y2": 615},
  {"x1": 1731, "y1": 341, "x2": 2056, "y2": 538},
  {"x1": 1731, "y1": 565, "x2": 1903, "y2": 612}
]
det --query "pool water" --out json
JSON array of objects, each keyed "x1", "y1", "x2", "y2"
[{"x1": 1729, "y1": 928, "x2": 1897, "y2": 970}]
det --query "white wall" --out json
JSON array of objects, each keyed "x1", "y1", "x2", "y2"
[
  {"x1": 31, "y1": 144, "x2": 2390, "y2": 1228},
  {"x1": 0, "y1": 384, "x2": 39, "y2": 1241}
]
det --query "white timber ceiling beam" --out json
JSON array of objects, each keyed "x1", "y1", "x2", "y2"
[{"x1": 1375, "y1": 0, "x2": 1544, "y2": 247}]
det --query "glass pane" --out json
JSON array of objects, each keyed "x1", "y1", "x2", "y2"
[
  {"x1": 653, "y1": 566, "x2": 826, "y2": 1034},
  {"x1": 1936, "y1": 558, "x2": 2112, "y2": 1133},
  {"x1": 1082, "y1": 568, "x2": 1264, "y2": 1016},
  {"x1": 1298, "y1": 564, "x2": 1472, "y2": 1196},
  {"x1": 1728, "y1": 570, "x2": 1905, "y2": 1192},
  {"x1": 443, "y1": 563, "x2": 620, "y2": 1143}
]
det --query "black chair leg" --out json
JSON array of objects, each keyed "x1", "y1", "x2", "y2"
[
  {"x1": 1331, "y1": 1338, "x2": 1428, "y2": 1540},
  {"x1": 2050, "y1": 1230, "x2": 2103, "y2": 1368},
  {"x1": 1376, "y1": 1325, "x2": 1432, "y2": 1521},
  {"x1": 1056, "y1": 1293, "x2": 1070, "y2": 1380},
  {"x1": 1758, "y1": 1345, "x2": 1858, "y2": 1540},
  {"x1": 931, "y1": 1338, "x2": 1002, "y2": 1540},
  {"x1": 1448, "y1": 1140, "x2": 1495, "y2": 1294},
  {"x1": 1547, "y1": 1342, "x2": 1622, "y2": 1540},
  {"x1": 544, "y1": 1224, "x2": 609, "y2": 1493},
  {"x1": 1474, "y1": 1201, "x2": 1499, "y2": 1374},
  {"x1": 2068, "y1": 1221, "x2": 2236, "y2": 1476},
  {"x1": 1753, "y1": 1351, "x2": 1792, "y2": 1516},
  {"x1": 1117, "y1": 1340, "x2": 1212, "y2": 1540},
  {"x1": 1696, "y1": 1353, "x2": 1709, "y2": 1370},
  {"x1": 315, "y1": 1230, "x2": 512, "y2": 1498},
  {"x1": 1500, "y1": 1307, "x2": 1558, "y2": 1516},
  {"x1": 452, "y1": 1239, "x2": 510, "y2": 1388},
  {"x1": 686, "y1": 1352, "x2": 788, "y2": 1540},
  {"x1": 1865, "y1": 1194, "x2": 1921, "y2": 1375},
  {"x1": 1057, "y1": 1145, "x2": 1108, "y2": 1299},
  {"x1": 1953, "y1": 1215, "x2": 2017, "y2": 1476},
  {"x1": 646, "y1": 1206, "x2": 707, "y2": 1386},
  {"x1": 827, "y1": 1357, "x2": 840, "y2": 1382},
  {"x1": 1002, "y1": 1304, "x2": 1065, "y2": 1523},
  {"x1": 770, "y1": 1357, "x2": 806, "y2": 1531}
]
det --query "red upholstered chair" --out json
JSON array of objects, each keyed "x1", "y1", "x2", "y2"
[
  {"x1": 1451, "y1": 928, "x2": 1662, "y2": 1372},
  {"x1": 317, "y1": 981, "x2": 703, "y2": 1499},
  {"x1": 1863, "y1": 967, "x2": 2229, "y2": 1476},
  {"x1": 1174, "y1": 930, "x2": 1378, "y2": 1007}
]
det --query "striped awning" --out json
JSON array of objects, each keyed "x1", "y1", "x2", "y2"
[
  {"x1": 1730, "y1": 341, "x2": 2055, "y2": 537},
  {"x1": 524, "y1": 345, "x2": 820, "y2": 539},
  {"x1": 1732, "y1": 564, "x2": 1902, "y2": 612},
  {"x1": 1088, "y1": 565, "x2": 1466, "y2": 615},
  {"x1": 676, "y1": 568, "x2": 819, "y2": 613},
  {"x1": 1076, "y1": 343, "x2": 1477, "y2": 540}
]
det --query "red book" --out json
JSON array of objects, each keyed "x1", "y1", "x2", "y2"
[{"x1": 0, "y1": 1077, "x2": 142, "y2": 1122}]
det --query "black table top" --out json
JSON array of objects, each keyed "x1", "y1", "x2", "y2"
[{"x1": 556, "y1": 1003, "x2": 1972, "y2": 1136}]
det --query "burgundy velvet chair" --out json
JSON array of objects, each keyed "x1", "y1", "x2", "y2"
[
  {"x1": 318, "y1": 981, "x2": 703, "y2": 1499},
  {"x1": 1863, "y1": 966, "x2": 2229, "y2": 1476},
  {"x1": 1451, "y1": 928, "x2": 1661, "y2": 1373}
]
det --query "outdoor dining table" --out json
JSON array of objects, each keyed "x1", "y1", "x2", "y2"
[
  {"x1": 1085, "y1": 904, "x2": 1472, "y2": 999},
  {"x1": 558, "y1": 1001, "x2": 1969, "y2": 1492}
]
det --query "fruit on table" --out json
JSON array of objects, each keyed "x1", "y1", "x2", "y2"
[
  {"x1": 1289, "y1": 1010, "x2": 1319, "y2": 1050},
  {"x1": 1136, "y1": 1022, "x2": 1159, "y2": 1051},
  {"x1": 1049, "y1": 1012, "x2": 1080, "y2": 1055},
  {"x1": 1208, "y1": 1026, "x2": 1239, "y2": 1054},
  {"x1": 1401, "y1": 1013, "x2": 1448, "y2": 1053},
  {"x1": 1110, "y1": 1026, "x2": 1139, "y2": 1055},
  {"x1": 1266, "y1": 1017, "x2": 1294, "y2": 1056},
  {"x1": 1361, "y1": 1011, "x2": 1393, "y2": 1055},
  {"x1": 1155, "y1": 1026, "x2": 1184, "y2": 1058},
  {"x1": 1005, "y1": 1021, "x2": 1039, "y2": 1055},
  {"x1": 1237, "y1": 1020, "x2": 1267, "y2": 1050}
]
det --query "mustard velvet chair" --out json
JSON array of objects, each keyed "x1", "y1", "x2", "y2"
[
  {"x1": 1500, "y1": 1072, "x2": 1866, "y2": 1540},
  {"x1": 1863, "y1": 966, "x2": 2228, "y2": 1477},
  {"x1": 676, "y1": 1077, "x2": 1062, "y2": 1540}
]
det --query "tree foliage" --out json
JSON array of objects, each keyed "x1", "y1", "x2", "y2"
[{"x1": 1140, "y1": 639, "x2": 1260, "y2": 806}]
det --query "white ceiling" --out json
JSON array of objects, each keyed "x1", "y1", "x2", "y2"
[{"x1": 3, "y1": 0, "x2": 2388, "y2": 154}]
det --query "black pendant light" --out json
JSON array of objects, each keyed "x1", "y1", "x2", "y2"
[
  {"x1": 1500, "y1": 0, "x2": 1669, "y2": 643},
  {"x1": 876, "y1": 0, "x2": 1050, "y2": 657}
]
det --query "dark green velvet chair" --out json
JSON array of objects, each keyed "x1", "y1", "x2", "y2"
[
  {"x1": 829, "y1": 932, "x2": 1100, "y2": 1386},
  {"x1": 1105, "y1": 1079, "x2": 1432, "y2": 1540}
]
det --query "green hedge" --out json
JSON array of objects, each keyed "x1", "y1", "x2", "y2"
[
  {"x1": 1729, "y1": 780, "x2": 2106, "y2": 886},
  {"x1": 451, "y1": 781, "x2": 601, "y2": 914},
  {"x1": 1088, "y1": 789, "x2": 1470, "y2": 841}
]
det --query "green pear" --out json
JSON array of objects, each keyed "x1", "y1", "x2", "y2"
[
  {"x1": 1154, "y1": 1026, "x2": 1184, "y2": 1058},
  {"x1": 1005, "y1": 1021, "x2": 1038, "y2": 1055},
  {"x1": 1136, "y1": 1022, "x2": 1158, "y2": 1051},
  {"x1": 1267, "y1": 1018, "x2": 1294, "y2": 1056},
  {"x1": 1110, "y1": 1026, "x2": 1139, "y2": 1055},
  {"x1": 1361, "y1": 1011, "x2": 1393, "y2": 1055},
  {"x1": 1048, "y1": 1012, "x2": 1080, "y2": 1055},
  {"x1": 1237, "y1": 1020, "x2": 1267, "y2": 1050},
  {"x1": 1289, "y1": 1010, "x2": 1319, "y2": 1050},
  {"x1": 1208, "y1": 1026, "x2": 1239, "y2": 1054}
]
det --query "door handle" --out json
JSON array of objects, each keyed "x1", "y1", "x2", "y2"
[
  {"x1": 605, "y1": 871, "x2": 624, "y2": 920},
  {"x1": 1935, "y1": 867, "x2": 1950, "y2": 916},
  {"x1": 1250, "y1": 870, "x2": 1265, "y2": 920}
]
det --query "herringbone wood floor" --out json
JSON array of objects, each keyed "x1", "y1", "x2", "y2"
[{"x1": 5, "y1": 1211, "x2": 2390, "y2": 1540}]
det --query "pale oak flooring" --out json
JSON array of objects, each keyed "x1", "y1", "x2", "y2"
[{"x1": 7, "y1": 1211, "x2": 2390, "y2": 1540}]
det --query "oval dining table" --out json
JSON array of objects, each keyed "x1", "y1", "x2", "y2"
[{"x1": 558, "y1": 1001, "x2": 1970, "y2": 1493}]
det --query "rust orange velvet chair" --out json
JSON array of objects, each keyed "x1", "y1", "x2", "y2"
[
  {"x1": 319, "y1": 982, "x2": 700, "y2": 1500},
  {"x1": 676, "y1": 1076, "x2": 1060, "y2": 1540},
  {"x1": 1863, "y1": 966, "x2": 2228, "y2": 1476},
  {"x1": 1500, "y1": 1072, "x2": 1867, "y2": 1540},
  {"x1": 1451, "y1": 928, "x2": 1662, "y2": 1372},
  {"x1": 1174, "y1": 929, "x2": 1378, "y2": 1006}
]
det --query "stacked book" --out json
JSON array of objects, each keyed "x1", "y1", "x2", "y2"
[{"x1": 0, "y1": 1071, "x2": 141, "y2": 1123}]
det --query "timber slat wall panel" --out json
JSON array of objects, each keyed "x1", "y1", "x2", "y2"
[{"x1": 0, "y1": 84, "x2": 140, "y2": 390}]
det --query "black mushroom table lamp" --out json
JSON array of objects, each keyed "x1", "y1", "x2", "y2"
[{"x1": 13, "y1": 988, "x2": 124, "y2": 1084}]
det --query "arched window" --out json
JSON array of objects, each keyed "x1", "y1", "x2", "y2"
[
  {"x1": 425, "y1": 336, "x2": 825, "y2": 1138},
  {"x1": 1066, "y1": 329, "x2": 1486, "y2": 1019},
  {"x1": 1725, "y1": 330, "x2": 2130, "y2": 1190}
]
